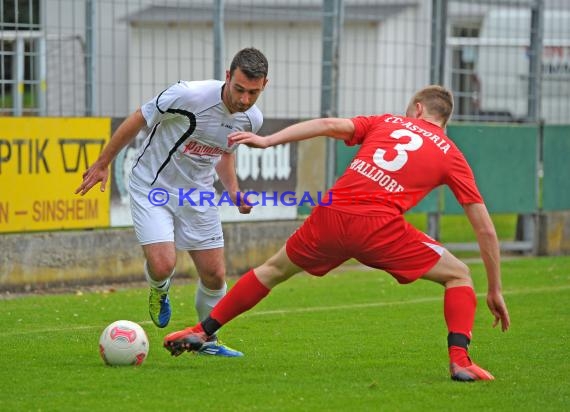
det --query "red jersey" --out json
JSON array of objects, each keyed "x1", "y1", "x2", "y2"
[{"x1": 324, "y1": 114, "x2": 483, "y2": 215}]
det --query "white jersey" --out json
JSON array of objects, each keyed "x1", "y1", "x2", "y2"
[{"x1": 130, "y1": 80, "x2": 263, "y2": 194}]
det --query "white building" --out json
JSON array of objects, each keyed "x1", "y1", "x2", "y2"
[{"x1": 2, "y1": 0, "x2": 568, "y2": 123}]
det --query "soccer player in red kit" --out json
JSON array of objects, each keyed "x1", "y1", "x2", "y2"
[{"x1": 163, "y1": 85, "x2": 511, "y2": 381}]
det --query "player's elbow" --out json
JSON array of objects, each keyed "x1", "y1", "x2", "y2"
[{"x1": 475, "y1": 225, "x2": 498, "y2": 243}]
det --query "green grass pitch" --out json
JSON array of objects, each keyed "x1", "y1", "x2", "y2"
[{"x1": 1, "y1": 256, "x2": 569, "y2": 411}]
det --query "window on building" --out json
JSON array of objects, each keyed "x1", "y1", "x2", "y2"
[
  {"x1": 449, "y1": 21, "x2": 481, "y2": 121},
  {"x1": 1, "y1": 0, "x2": 42, "y2": 116}
]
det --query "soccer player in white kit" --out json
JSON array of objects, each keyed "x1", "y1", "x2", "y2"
[{"x1": 76, "y1": 48, "x2": 269, "y2": 357}]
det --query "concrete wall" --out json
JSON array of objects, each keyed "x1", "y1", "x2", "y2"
[
  {"x1": 0, "y1": 220, "x2": 301, "y2": 292},
  {"x1": 1, "y1": 229, "x2": 146, "y2": 292},
  {"x1": 538, "y1": 211, "x2": 570, "y2": 256}
]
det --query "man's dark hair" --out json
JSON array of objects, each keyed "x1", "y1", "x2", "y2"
[{"x1": 229, "y1": 48, "x2": 268, "y2": 79}]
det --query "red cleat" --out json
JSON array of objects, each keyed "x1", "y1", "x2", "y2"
[
  {"x1": 163, "y1": 327, "x2": 208, "y2": 357},
  {"x1": 450, "y1": 362, "x2": 495, "y2": 382}
]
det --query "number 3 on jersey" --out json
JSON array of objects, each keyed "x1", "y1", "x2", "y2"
[{"x1": 372, "y1": 129, "x2": 423, "y2": 172}]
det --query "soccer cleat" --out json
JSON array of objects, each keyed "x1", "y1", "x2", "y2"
[
  {"x1": 163, "y1": 327, "x2": 208, "y2": 357},
  {"x1": 450, "y1": 362, "x2": 495, "y2": 382},
  {"x1": 198, "y1": 337, "x2": 244, "y2": 357},
  {"x1": 148, "y1": 287, "x2": 171, "y2": 328}
]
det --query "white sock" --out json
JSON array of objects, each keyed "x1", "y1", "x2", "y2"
[
  {"x1": 195, "y1": 279, "x2": 227, "y2": 322},
  {"x1": 144, "y1": 261, "x2": 173, "y2": 292}
]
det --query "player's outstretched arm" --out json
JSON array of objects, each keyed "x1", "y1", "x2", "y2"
[
  {"x1": 75, "y1": 109, "x2": 146, "y2": 196},
  {"x1": 229, "y1": 117, "x2": 355, "y2": 148},
  {"x1": 463, "y1": 202, "x2": 510, "y2": 331}
]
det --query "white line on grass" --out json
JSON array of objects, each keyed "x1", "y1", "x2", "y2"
[
  {"x1": 1, "y1": 284, "x2": 569, "y2": 337},
  {"x1": 244, "y1": 284, "x2": 570, "y2": 317}
]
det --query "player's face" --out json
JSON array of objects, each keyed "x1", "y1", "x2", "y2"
[{"x1": 224, "y1": 68, "x2": 267, "y2": 113}]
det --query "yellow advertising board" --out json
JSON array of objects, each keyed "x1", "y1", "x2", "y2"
[{"x1": 0, "y1": 118, "x2": 110, "y2": 233}]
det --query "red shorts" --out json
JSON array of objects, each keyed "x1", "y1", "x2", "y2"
[{"x1": 285, "y1": 206, "x2": 444, "y2": 284}]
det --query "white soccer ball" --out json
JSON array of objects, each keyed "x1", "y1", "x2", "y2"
[{"x1": 99, "y1": 320, "x2": 149, "y2": 366}]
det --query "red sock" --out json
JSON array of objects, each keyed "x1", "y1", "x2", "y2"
[
  {"x1": 209, "y1": 269, "x2": 270, "y2": 325},
  {"x1": 448, "y1": 346, "x2": 470, "y2": 367},
  {"x1": 444, "y1": 286, "x2": 477, "y2": 367}
]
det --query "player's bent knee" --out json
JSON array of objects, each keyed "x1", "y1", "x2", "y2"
[
  {"x1": 199, "y1": 269, "x2": 226, "y2": 285},
  {"x1": 423, "y1": 251, "x2": 472, "y2": 287},
  {"x1": 147, "y1": 261, "x2": 176, "y2": 280},
  {"x1": 456, "y1": 259, "x2": 470, "y2": 278},
  {"x1": 444, "y1": 260, "x2": 473, "y2": 288}
]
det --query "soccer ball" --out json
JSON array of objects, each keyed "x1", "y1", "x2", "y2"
[{"x1": 99, "y1": 320, "x2": 149, "y2": 366}]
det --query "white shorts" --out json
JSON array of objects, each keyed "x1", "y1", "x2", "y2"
[{"x1": 129, "y1": 180, "x2": 224, "y2": 250}]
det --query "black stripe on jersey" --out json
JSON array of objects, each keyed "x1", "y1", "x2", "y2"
[
  {"x1": 155, "y1": 82, "x2": 181, "y2": 113},
  {"x1": 155, "y1": 87, "x2": 170, "y2": 114},
  {"x1": 132, "y1": 123, "x2": 159, "y2": 172},
  {"x1": 149, "y1": 108, "x2": 197, "y2": 186}
]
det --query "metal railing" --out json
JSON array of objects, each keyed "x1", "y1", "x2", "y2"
[{"x1": 0, "y1": 0, "x2": 568, "y2": 124}]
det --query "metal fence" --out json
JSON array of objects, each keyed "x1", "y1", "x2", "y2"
[{"x1": 1, "y1": 0, "x2": 568, "y2": 123}]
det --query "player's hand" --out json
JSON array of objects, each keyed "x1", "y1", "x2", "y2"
[
  {"x1": 486, "y1": 291, "x2": 510, "y2": 332},
  {"x1": 75, "y1": 162, "x2": 109, "y2": 196},
  {"x1": 228, "y1": 131, "x2": 269, "y2": 148},
  {"x1": 237, "y1": 202, "x2": 253, "y2": 214},
  {"x1": 229, "y1": 190, "x2": 253, "y2": 214}
]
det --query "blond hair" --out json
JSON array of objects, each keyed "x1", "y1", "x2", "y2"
[{"x1": 409, "y1": 85, "x2": 454, "y2": 127}]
